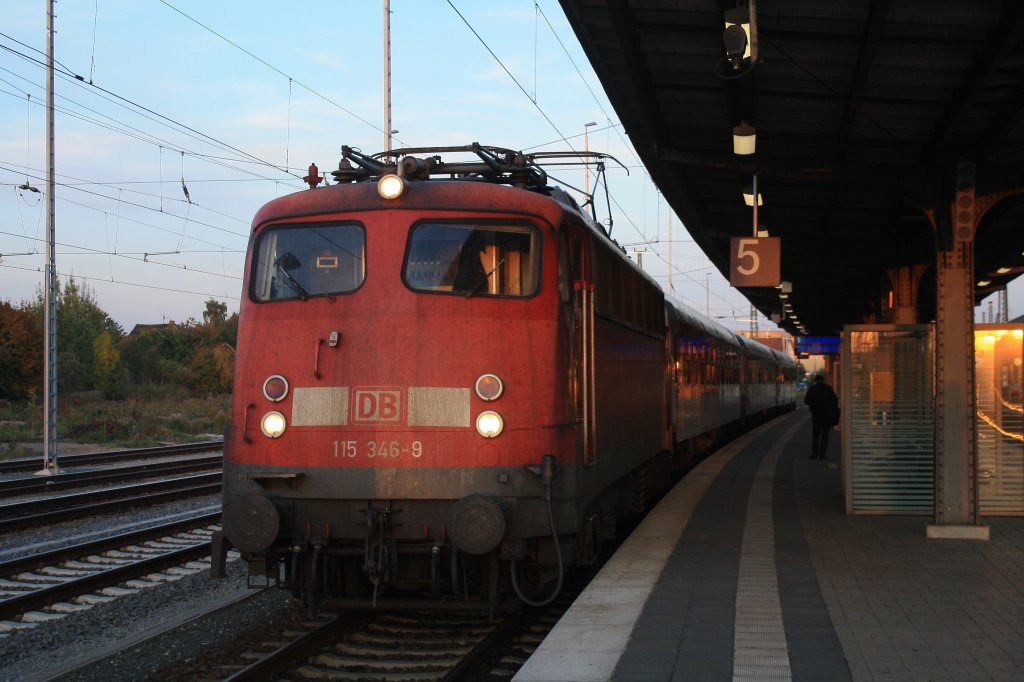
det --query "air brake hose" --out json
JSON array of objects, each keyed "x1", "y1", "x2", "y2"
[{"x1": 510, "y1": 454, "x2": 564, "y2": 607}]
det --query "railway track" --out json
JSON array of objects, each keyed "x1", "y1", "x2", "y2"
[
  {"x1": 206, "y1": 555, "x2": 610, "y2": 681},
  {"x1": 0, "y1": 472, "x2": 222, "y2": 532},
  {"x1": 0, "y1": 441, "x2": 222, "y2": 475},
  {"x1": 0, "y1": 454, "x2": 222, "y2": 495},
  {"x1": 215, "y1": 609, "x2": 507, "y2": 681},
  {"x1": 1, "y1": 520, "x2": 619, "y2": 680},
  {"x1": 0, "y1": 511, "x2": 222, "y2": 625}
]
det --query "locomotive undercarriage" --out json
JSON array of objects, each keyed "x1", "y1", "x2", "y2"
[
  {"x1": 224, "y1": 496, "x2": 574, "y2": 617},
  {"x1": 216, "y1": 448, "x2": 703, "y2": 616},
  {"x1": 239, "y1": 531, "x2": 574, "y2": 618}
]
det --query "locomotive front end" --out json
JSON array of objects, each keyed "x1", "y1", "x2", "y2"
[{"x1": 217, "y1": 151, "x2": 575, "y2": 613}]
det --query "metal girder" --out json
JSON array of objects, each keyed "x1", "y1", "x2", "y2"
[
  {"x1": 836, "y1": 0, "x2": 893, "y2": 155},
  {"x1": 926, "y1": 3, "x2": 1024, "y2": 159},
  {"x1": 604, "y1": 0, "x2": 670, "y2": 148}
]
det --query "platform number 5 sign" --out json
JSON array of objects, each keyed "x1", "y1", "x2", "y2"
[{"x1": 730, "y1": 237, "x2": 781, "y2": 287}]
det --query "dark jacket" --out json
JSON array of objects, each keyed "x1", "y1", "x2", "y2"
[{"x1": 804, "y1": 381, "x2": 839, "y2": 424}]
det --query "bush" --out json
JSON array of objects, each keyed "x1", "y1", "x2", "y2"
[
  {"x1": 187, "y1": 344, "x2": 235, "y2": 394},
  {"x1": 0, "y1": 302, "x2": 42, "y2": 401}
]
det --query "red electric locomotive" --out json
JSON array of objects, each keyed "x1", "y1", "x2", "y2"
[{"x1": 213, "y1": 144, "x2": 796, "y2": 614}]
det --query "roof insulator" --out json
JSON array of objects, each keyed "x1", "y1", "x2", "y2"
[{"x1": 332, "y1": 158, "x2": 358, "y2": 184}]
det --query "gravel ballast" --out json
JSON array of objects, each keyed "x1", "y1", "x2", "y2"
[{"x1": 1, "y1": 556, "x2": 298, "y2": 681}]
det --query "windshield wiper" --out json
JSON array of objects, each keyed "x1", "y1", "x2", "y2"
[
  {"x1": 275, "y1": 255, "x2": 309, "y2": 300},
  {"x1": 464, "y1": 258, "x2": 504, "y2": 298}
]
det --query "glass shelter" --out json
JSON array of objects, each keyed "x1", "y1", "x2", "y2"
[{"x1": 840, "y1": 323, "x2": 1024, "y2": 516}]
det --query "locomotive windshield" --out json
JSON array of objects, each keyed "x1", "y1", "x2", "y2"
[
  {"x1": 403, "y1": 222, "x2": 539, "y2": 297},
  {"x1": 252, "y1": 223, "x2": 365, "y2": 301}
]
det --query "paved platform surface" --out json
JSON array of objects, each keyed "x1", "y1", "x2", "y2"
[{"x1": 514, "y1": 409, "x2": 1024, "y2": 681}]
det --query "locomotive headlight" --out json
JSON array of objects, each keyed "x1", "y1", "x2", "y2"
[
  {"x1": 262, "y1": 375, "x2": 289, "y2": 402},
  {"x1": 378, "y1": 174, "x2": 405, "y2": 200},
  {"x1": 475, "y1": 410, "x2": 504, "y2": 438},
  {"x1": 261, "y1": 411, "x2": 287, "y2": 438},
  {"x1": 474, "y1": 373, "x2": 504, "y2": 401}
]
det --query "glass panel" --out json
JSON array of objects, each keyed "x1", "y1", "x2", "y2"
[
  {"x1": 975, "y1": 326, "x2": 1024, "y2": 515},
  {"x1": 252, "y1": 223, "x2": 365, "y2": 301},
  {"x1": 404, "y1": 223, "x2": 538, "y2": 297},
  {"x1": 844, "y1": 327, "x2": 934, "y2": 514}
]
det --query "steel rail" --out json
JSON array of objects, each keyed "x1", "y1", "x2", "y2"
[
  {"x1": 0, "y1": 476, "x2": 222, "y2": 532},
  {"x1": 0, "y1": 472, "x2": 221, "y2": 516},
  {"x1": 221, "y1": 615, "x2": 343, "y2": 681},
  {"x1": 0, "y1": 441, "x2": 222, "y2": 474},
  {"x1": 0, "y1": 511, "x2": 221, "y2": 577},
  {"x1": 0, "y1": 455, "x2": 222, "y2": 495},
  {"x1": 440, "y1": 611, "x2": 528, "y2": 681},
  {"x1": 0, "y1": 542, "x2": 214, "y2": 621}
]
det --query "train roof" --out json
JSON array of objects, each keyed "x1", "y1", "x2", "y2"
[
  {"x1": 738, "y1": 334, "x2": 801, "y2": 367},
  {"x1": 735, "y1": 332, "x2": 782, "y2": 362},
  {"x1": 664, "y1": 295, "x2": 739, "y2": 348},
  {"x1": 773, "y1": 347, "x2": 800, "y2": 368},
  {"x1": 329, "y1": 143, "x2": 662, "y2": 293},
  {"x1": 664, "y1": 296, "x2": 799, "y2": 366}
]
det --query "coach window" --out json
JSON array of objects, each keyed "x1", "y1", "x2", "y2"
[
  {"x1": 404, "y1": 222, "x2": 539, "y2": 297},
  {"x1": 252, "y1": 223, "x2": 365, "y2": 302}
]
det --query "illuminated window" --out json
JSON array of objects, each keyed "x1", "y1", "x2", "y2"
[{"x1": 404, "y1": 222, "x2": 539, "y2": 298}]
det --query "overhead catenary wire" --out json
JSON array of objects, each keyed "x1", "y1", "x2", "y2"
[
  {"x1": 0, "y1": 58, "x2": 305, "y2": 186},
  {"x1": 0, "y1": 260, "x2": 236, "y2": 301},
  {"x1": 533, "y1": 2, "x2": 643, "y2": 169},
  {"x1": 0, "y1": 35, "x2": 302, "y2": 180},
  {"x1": 0, "y1": 164, "x2": 249, "y2": 241},
  {"x1": 447, "y1": 0, "x2": 575, "y2": 151},
  {"x1": 154, "y1": 1, "x2": 387, "y2": 139},
  {"x1": 529, "y1": 5, "x2": 753, "y2": 320},
  {"x1": 441, "y1": 4, "x2": 713, "y2": 310},
  {"x1": 2, "y1": 183, "x2": 243, "y2": 257},
  {"x1": 0, "y1": 162, "x2": 258, "y2": 229},
  {"x1": 1, "y1": 15, "x2": 298, "y2": 316},
  {"x1": 89, "y1": 0, "x2": 99, "y2": 84},
  {"x1": 0, "y1": 228, "x2": 243, "y2": 282}
]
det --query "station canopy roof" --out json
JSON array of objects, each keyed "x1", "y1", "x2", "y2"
[{"x1": 559, "y1": 0, "x2": 1024, "y2": 335}]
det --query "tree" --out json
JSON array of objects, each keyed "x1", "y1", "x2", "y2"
[
  {"x1": 120, "y1": 323, "x2": 193, "y2": 386},
  {"x1": 220, "y1": 312, "x2": 239, "y2": 348},
  {"x1": 0, "y1": 301, "x2": 42, "y2": 400},
  {"x1": 30, "y1": 277, "x2": 123, "y2": 392},
  {"x1": 93, "y1": 331, "x2": 124, "y2": 399},
  {"x1": 202, "y1": 298, "x2": 228, "y2": 326}
]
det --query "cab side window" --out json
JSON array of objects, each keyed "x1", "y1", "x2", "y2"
[{"x1": 404, "y1": 222, "x2": 540, "y2": 298}]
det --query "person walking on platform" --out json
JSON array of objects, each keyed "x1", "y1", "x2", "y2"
[{"x1": 804, "y1": 374, "x2": 839, "y2": 459}]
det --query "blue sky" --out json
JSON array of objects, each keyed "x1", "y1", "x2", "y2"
[{"x1": 1, "y1": 1, "x2": 1012, "y2": 331}]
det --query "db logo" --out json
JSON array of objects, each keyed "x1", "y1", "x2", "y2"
[{"x1": 352, "y1": 388, "x2": 402, "y2": 423}]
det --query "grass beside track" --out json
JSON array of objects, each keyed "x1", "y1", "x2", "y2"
[{"x1": 0, "y1": 386, "x2": 230, "y2": 460}]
